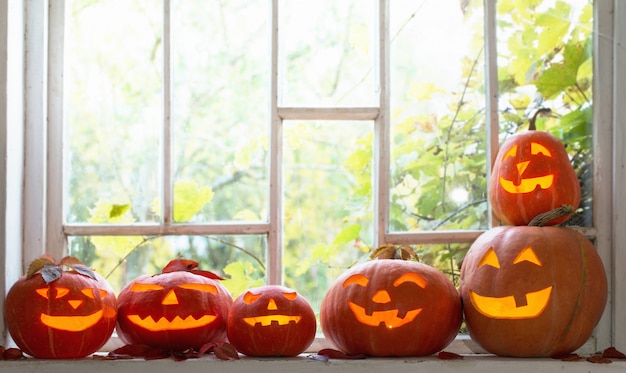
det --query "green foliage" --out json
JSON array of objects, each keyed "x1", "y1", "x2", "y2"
[{"x1": 66, "y1": 0, "x2": 594, "y2": 310}]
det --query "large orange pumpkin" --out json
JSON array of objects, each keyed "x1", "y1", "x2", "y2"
[
  {"x1": 489, "y1": 109, "x2": 580, "y2": 226},
  {"x1": 5, "y1": 255, "x2": 117, "y2": 358},
  {"x1": 320, "y1": 246, "x2": 461, "y2": 356},
  {"x1": 116, "y1": 259, "x2": 233, "y2": 351},
  {"x1": 459, "y1": 225, "x2": 607, "y2": 357},
  {"x1": 227, "y1": 285, "x2": 316, "y2": 356}
]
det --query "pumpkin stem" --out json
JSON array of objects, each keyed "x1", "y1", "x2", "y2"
[
  {"x1": 528, "y1": 205, "x2": 574, "y2": 227},
  {"x1": 370, "y1": 244, "x2": 419, "y2": 261},
  {"x1": 528, "y1": 107, "x2": 553, "y2": 131}
]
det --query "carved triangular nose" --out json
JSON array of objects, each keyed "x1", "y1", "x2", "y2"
[
  {"x1": 267, "y1": 298, "x2": 278, "y2": 310},
  {"x1": 516, "y1": 161, "x2": 530, "y2": 175},
  {"x1": 68, "y1": 300, "x2": 82, "y2": 309},
  {"x1": 162, "y1": 289, "x2": 179, "y2": 305},
  {"x1": 372, "y1": 290, "x2": 391, "y2": 304}
]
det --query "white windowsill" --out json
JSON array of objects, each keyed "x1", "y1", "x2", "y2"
[
  {"x1": 1, "y1": 336, "x2": 622, "y2": 373},
  {"x1": 0, "y1": 353, "x2": 624, "y2": 373}
]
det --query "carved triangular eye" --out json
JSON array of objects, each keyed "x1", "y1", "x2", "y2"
[
  {"x1": 478, "y1": 247, "x2": 500, "y2": 269},
  {"x1": 531, "y1": 142, "x2": 552, "y2": 157},
  {"x1": 513, "y1": 246, "x2": 542, "y2": 266},
  {"x1": 502, "y1": 144, "x2": 518, "y2": 160}
]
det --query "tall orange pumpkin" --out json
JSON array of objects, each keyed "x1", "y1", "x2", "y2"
[
  {"x1": 489, "y1": 109, "x2": 580, "y2": 226},
  {"x1": 5, "y1": 255, "x2": 117, "y2": 358},
  {"x1": 459, "y1": 223, "x2": 607, "y2": 357}
]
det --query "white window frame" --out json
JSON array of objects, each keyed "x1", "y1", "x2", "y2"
[{"x1": 1, "y1": 0, "x2": 625, "y2": 366}]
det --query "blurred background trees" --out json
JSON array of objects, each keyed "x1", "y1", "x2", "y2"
[{"x1": 65, "y1": 0, "x2": 593, "y2": 315}]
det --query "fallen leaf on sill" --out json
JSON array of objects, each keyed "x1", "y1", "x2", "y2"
[
  {"x1": 315, "y1": 348, "x2": 367, "y2": 360},
  {"x1": 106, "y1": 342, "x2": 239, "y2": 361},
  {"x1": 587, "y1": 355, "x2": 612, "y2": 364},
  {"x1": 602, "y1": 347, "x2": 626, "y2": 359},
  {"x1": 438, "y1": 351, "x2": 463, "y2": 360},
  {"x1": 2, "y1": 347, "x2": 25, "y2": 360},
  {"x1": 552, "y1": 353, "x2": 583, "y2": 361}
]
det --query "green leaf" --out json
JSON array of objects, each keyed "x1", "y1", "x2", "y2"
[
  {"x1": 221, "y1": 261, "x2": 263, "y2": 298},
  {"x1": 173, "y1": 180, "x2": 214, "y2": 222},
  {"x1": 535, "y1": 1, "x2": 572, "y2": 56},
  {"x1": 535, "y1": 39, "x2": 590, "y2": 99},
  {"x1": 109, "y1": 204, "x2": 131, "y2": 218},
  {"x1": 88, "y1": 201, "x2": 135, "y2": 224},
  {"x1": 331, "y1": 224, "x2": 361, "y2": 247}
]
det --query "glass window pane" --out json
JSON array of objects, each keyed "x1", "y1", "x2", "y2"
[
  {"x1": 171, "y1": 0, "x2": 269, "y2": 223},
  {"x1": 69, "y1": 235, "x2": 267, "y2": 296},
  {"x1": 389, "y1": 0, "x2": 487, "y2": 232},
  {"x1": 496, "y1": 0, "x2": 593, "y2": 227},
  {"x1": 279, "y1": 0, "x2": 376, "y2": 107},
  {"x1": 65, "y1": 0, "x2": 162, "y2": 224},
  {"x1": 282, "y1": 120, "x2": 374, "y2": 311}
]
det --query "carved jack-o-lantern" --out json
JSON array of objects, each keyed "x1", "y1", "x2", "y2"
[
  {"x1": 226, "y1": 285, "x2": 316, "y2": 356},
  {"x1": 489, "y1": 110, "x2": 580, "y2": 226},
  {"x1": 116, "y1": 259, "x2": 232, "y2": 351},
  {"x1": 320, "y1": 248, "x2": 461, "y2": 357},
  {"x1": 5, "y1": 256, "x2": 117, "y2": 359},
  {"x1": 460, "y1": 226, "x2": 607, "y2": 357}
]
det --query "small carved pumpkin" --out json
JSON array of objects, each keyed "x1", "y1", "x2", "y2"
[
  {"x1": 460, "y1": 224, "x2": 607, "y2": 357},
  {"x1": 5, "y1": 255, "x2": 117, "y2": 358},
  {"x1": 320, "y1": 246, "x2": 462, "y2": 356},
  {"x1": 226, "y1": 285, "x2": 316, "y2": 356},
  {"x1": 115, "y1": 259, "x2": 233, "y2": 351},
  {"x1": 489, "y1": 109, "x2": 580, "y2": 226}
]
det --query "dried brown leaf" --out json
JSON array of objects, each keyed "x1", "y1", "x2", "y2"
[
  {"x1": 587, "y1": 355, "x2": 612, "y2": 364},
  {"x1": 26, "y1": 256, "x2": 56, "y2": 279},
  {"x1": 71, "y1": 264, "x2": 97, "y2": 279},
  {"x1": 3, "y1": 348, "x2": 25, "y2": 360},
  {"x1": 163, "y1": 259, "x2": 199, "y2": 273},
  {"x1": 602, "y1": 347, "x2": 626, "y2": 359},
  {"x1": 438, "y1": 351, "x2": 463, "y2": 360},
  {"x1": 58, "y1": 256, "x2": 85, "y2": 267},
  {"x1": 40, "y1": 265, "x2": 63, "y2": 284},
  {"x1": 111, "y1": 344, "x2": 155, "y2": 358},
  {"x1": 552, "y1": 353, "x2": 583, "y2": 361},
  {"x1": 317, "y1": 348, "x2": 366, "y2": 360}
]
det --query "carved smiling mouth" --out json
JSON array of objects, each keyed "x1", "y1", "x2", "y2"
[
  {"x1": 499, "y1": 175, "x2": 554, "y2": 194},
  {"x1": 127, "y1": 314, "x2": 217, "y2": 331},
  {"x1": 243, "y1": 315, "x2": 302, "y2": 327},
  {"x1": 41, "y1": 310, "x2": 104, "y2": 332},
  {"x1": 470, "y1": 286, "x2": 553, "y2": 319},
  {"x1": 348, "y1": 302, "x2": 422, "y2": 329}
]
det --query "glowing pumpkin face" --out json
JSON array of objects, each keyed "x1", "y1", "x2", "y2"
[
  {"x1": 226, "y1": 285, "x2": 316, "y2": 356},
  {"x1": 460, "y1": 226, "x2": 608, "y2": 357},
  {"x1": 468, "y1": 245, "x2": 552, "y2": 319},
  {"x1": 489, "y1": 130, "x2": 580, "y2": 226},
  {"x1": 320, "y1": 260, "x2": 462, "y2": 357},
  {"x1": 5, "y1": 269, "x2": 117, "y2": 359},
  {"x1": 116, "y1": 270, "x2": 232, "y2": 351},
  {"x1": 497, "y1": 142, "x2": 554, "y2": 194}
]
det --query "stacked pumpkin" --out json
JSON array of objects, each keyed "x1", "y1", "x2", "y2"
[{"x1": 459, "y1": 109, "x2": 608, "y2": 357}]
